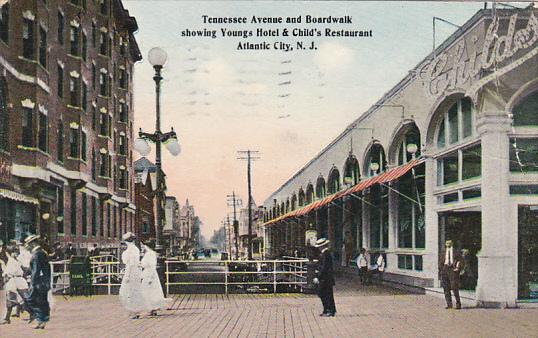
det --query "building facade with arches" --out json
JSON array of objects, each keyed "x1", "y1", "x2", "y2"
[{"x1": 262, "y1": 7, "x2": 538, "y2": 307}]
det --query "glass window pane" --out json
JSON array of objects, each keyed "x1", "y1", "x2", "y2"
[
  {"x1": 462, "y1": 98, "x2": 473, "y2": 138},
  {"x1": 442, "y1": 152, "x2": 459, "y2": 185},
  {"x1": 442, "y1": 193, "x2": 459, "y2": 204},
  {"x1": 513, "y1": 92, "x2": 538, "y2": 127},
  {"x1": 462, "y1": 144, "x2": 481, "y2": 180},
  {"x1": 510, "y1": 138, "x2": 538, "y2": 173},
  {"x1": 414, "y1": 255, "x2": 423, "y2": 271},
  {"x1": 437, "y1": 119, "x2": 445, "y2": 148},
  {"x1": 448, "y1": 103, "x2": 459, "y2": 144},
  {"x1": 463, "y1": 187, "x2": 481, "y2": 200}
]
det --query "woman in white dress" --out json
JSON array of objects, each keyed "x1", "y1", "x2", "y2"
[
  {"x1": 119, "y1": 232, "x2": 145, "y2": 319},
  {"x1": 0, "y1": 244, "x2": 30, "y2": 324},
  {"x1": 140, "y1": 244, "x2": 169, "y2": 316}
]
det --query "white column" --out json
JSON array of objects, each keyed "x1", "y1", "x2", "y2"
[
  {"x1": 475, "y1": 112, "x2": 516, "y2": 307},
  {"x1": 387, "y1": 184, "x2": 398, "y2": 271},
  {"x1": 423, "y1": 152, "x2": 439, "y2": 287}
]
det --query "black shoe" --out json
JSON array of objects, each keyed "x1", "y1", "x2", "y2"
[
  {"x1": 455, "y1": 305, "x2": 461, "y2": 310},
  {"x1": 327, "y1": 313, "x2": 336, "y2": 317},
  {"x1": 0, "y1": 319, "x2": 10, "y2": 325},
  {"x1": 445, "y1": 305, "x2": 452, "y2": 309}
]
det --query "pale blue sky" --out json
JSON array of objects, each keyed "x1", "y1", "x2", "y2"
[{"x1": 124, "y1": 1, "x2": 522, "y2": 238}]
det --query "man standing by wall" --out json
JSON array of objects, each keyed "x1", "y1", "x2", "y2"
[
  {"x1": 439, "y1": 240, "x2": 463, "y2": 309},
  {"x1": 313, "y1": 238, "x2": 336, "y2": 317}
]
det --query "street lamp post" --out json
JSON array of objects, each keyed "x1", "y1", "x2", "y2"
[{"x1": 133, "y1": 47, "x2": 181, "y2": 294}]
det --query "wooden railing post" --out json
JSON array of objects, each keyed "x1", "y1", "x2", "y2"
[
  {"x1": 107, "y1": 263, "x2": 111, "y2": 295},
  {"x1": 273, "y1": 261, "x2": 277, "y2": 293},
  {"x1": 166, "y1": 261, "x2": 169, "y2": 296}
]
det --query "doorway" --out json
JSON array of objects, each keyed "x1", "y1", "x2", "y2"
[
  {"x1": 518, "y1": 206, "x2": 538, "y2": 300},
  {"x1": 439, "y1": 211, "x2": 481, "y2": 290}
]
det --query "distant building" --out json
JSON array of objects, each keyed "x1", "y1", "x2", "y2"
[
  {"x1": 133, "y1": 157, "x2": 158, "y2": 243},
  {"x1": 0, "y1": 0, "x2": 142, "y2": 248},
  {"x1": 164, "y1": 196, "x2": 180, "y2": 255},
  {"x1": 238, "y1": 199, "x2": 263, "y2": 258},
  {"x1": 179, "y1": 199, "x2": 195, "y2": 252}
]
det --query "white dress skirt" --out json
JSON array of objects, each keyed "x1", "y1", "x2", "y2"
[
  {"x1": 140, "y1": 248, "x2": 169, "y2": 311},
  {"x1": 119, "y1": 243, "x2": 145, "y2": 313}
]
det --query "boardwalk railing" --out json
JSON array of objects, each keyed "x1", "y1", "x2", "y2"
[
  {"x1": 90, "y1": 255, "x2": 123, "y2": 295},
  {"x1": 165, "y1": 259, "x2": 309, "y2": 294},
  {"x1": 50, "y1": 257, "x2": 309, "y2": 295},
  {"x1": 50, "y1": 260, "x2": 70, "y2": 294}
]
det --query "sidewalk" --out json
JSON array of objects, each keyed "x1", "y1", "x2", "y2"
[{"x1": 1, "y1": 278, "x2": 537, "y2": 337}]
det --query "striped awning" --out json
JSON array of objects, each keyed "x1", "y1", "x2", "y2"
[
  {"x1": 0, "y1": 188, "x2": 40, "y2": 205},
  {"x1": 264, "y1": 158, "x2": 423, "y2": 226}
]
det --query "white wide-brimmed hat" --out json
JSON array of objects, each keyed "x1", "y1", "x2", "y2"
[
  {"x1": 122, "y1": 231, "x2": 136, "y2": 241},
  {"x1": 313, "y1": 238, "x2": 330, "y2": 248},
  {"x1": 24, "y1": 234, "x2": 40, "y2": 245}
]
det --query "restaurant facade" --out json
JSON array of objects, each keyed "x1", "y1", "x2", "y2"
[{"x1": 262, "y1": 7, "x2": 538, "y2": 307}]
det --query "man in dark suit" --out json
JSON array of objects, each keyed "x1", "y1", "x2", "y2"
[
  {"x1": 313, "y1": 238, "x2": 336, "y2": 317},
  {"x1": 24, "y1": 235, "x2": 51, "y2": 329},
  {"x1": 439, "y1": 239, "x2": 464, "y2": 309}
]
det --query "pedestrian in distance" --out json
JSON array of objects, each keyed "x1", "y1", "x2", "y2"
[
  {"x1": 23, "y1": 234, "x2": 51, "y2": 329},
  {"x1": 439, "y1": 239, "x2": 464, "y2": 310},
  {"x1": 313, "y1": 238, "x2": 336, "y2": 317},
  {"x1": 64, "y1": 243, "x2": 77, "y2": 260},
  {"x1": 140, "y1": 243, "x2": 170, "y2": 316},
  {"x1": 119, "y1": 232, "x2": 145, "y2": 319},
  {"x1": 356, "y1": 248, "x2": 369, "y2": 285}
]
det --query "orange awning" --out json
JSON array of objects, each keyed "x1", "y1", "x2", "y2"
[{"x1": 264, "y1": 158, "x2": 423, "y2": 226}]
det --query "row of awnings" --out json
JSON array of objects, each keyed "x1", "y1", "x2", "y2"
[{"x1": 264, "y1": 158, "x2": 424, "y2": 226}]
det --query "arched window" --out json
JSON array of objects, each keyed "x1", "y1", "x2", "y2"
[
  {"x1": 328, "y1": 168, "x2": 340, "y2": 194},
  {"x1": 436, "y1": 97, "x2": 473, "y2": 149},
  {"x1": 365, "y1": 143, "x2": 386, "y2": 177},
  {"x1": 343, "y1": 155, "x2": 360, "y2": 185},
  {"x1": 316, "y1": 176, "x2": 326, "y2": 199},
  {"x1": 280, "y1": 202, "x2": 285, "y2": 215},
  {"x1": 0, "y1": 77, "x2": 8, "y2": 151},
  {"x1": 396, "y1": 124, "x2": 421, "y2": 165},
  {"x1": 291, "y1": 194, "x2": 297, "y2": 210},
  {"x1": 305, "y1": 184, "x2": 314, "y2": 204},
  {"x1": 298, "y1": 188, "x2": 305, "y2": 207},
  {"x1": 285, "y1": 199, "x2": 290, "y2": 213}
]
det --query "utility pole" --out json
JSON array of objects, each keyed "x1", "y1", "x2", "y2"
[
  {"x1": 237, "y1": 150, "x2": 260, "y2": 260},
  {"x1": 227, "y1": 192, "x2": 242, "y2": 260},
  {"x1": 221, "y1": 219, "x2": 228, "y2": 256}
]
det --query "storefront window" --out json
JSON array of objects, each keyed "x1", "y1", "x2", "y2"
[
  {"x1": 398, "y1": 166, "x2": 425, "y2": 249},
  {"x1": 513, "y1": 91, "x2": 538, "y2": 127},
  {"x1": 438, "y1": 143, "x2": 481, "y2": 186},
  {"x1": 462, "y1": 144, "x2": 481, "y2": 180},
  {"x1": 436, "y1": 97, "x2": 474, "y2": 149},
  {"x1": 369, "y1": 185, "x2": 388, "y2": 249},
  {"x1": 510, "y1": 138, "x2": 538, "y2": 173},
  {"x1": 438, "y1": 151, "x2": 458, "y2": 185}
]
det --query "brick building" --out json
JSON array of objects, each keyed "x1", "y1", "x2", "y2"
[
  {"x1": 0, "y1": 0, "x2": 141, "y2": 250},
  {"x1": 133, "y1": 157, "x2": 157, "y2": 244}
]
